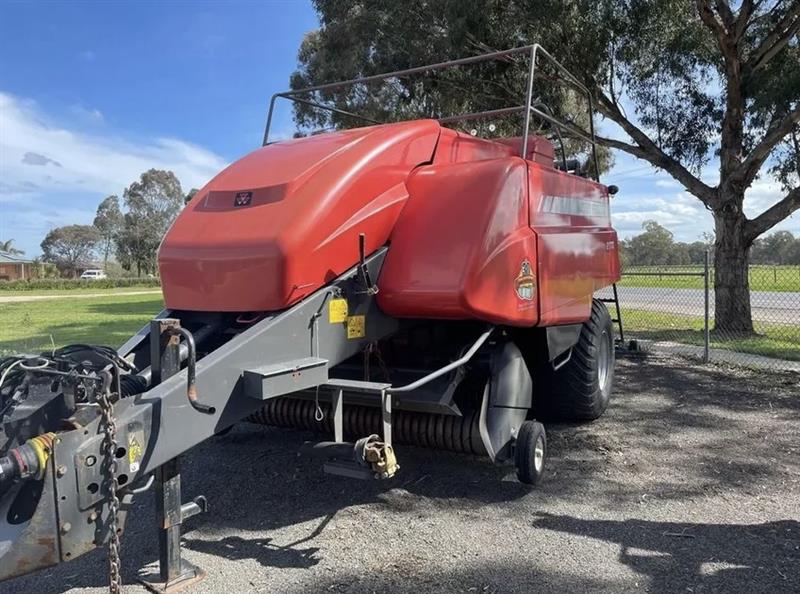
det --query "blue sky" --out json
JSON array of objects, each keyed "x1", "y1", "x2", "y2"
[{"x1": 0, "y1": 0, "x2": 795, "y2": 257}]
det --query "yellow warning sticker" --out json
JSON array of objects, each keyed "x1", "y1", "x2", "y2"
[
  {"x1": 128, "y1": 434, "x2": 143, "y2": 473},
  {"x1": 329, "y1": 298, "x2": 349, "y2": 323},
  {"x1": 346, "y1": 315, "x2": 366, "y2": 339}
]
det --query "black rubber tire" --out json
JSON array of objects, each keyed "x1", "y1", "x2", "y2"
[
  {"x1": 515, "y1": 420, "x2": 547, "y2": 485},
  {"x1": 538, "y1": 299, "x2": 615, "y2": 421}
]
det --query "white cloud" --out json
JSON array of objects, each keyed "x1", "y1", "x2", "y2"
[
  {"x1": 0, "y1": 91, "x2": 228, "y2": 200},
  {"x1": 0, "y1": 91, "x2": 229, "y2": 255},
  {"x1": 69, "y1": 104, "x2": 105, "y2": 124},
  {"x1": 654, "y1": 179, "x2": 680, "y2": 189},
  {"x1": 743, "y1": 178, "x2": 784, "y2": 218},
  {"x1": 612, "y1": 189, "x2": 711, "y2": 241}
]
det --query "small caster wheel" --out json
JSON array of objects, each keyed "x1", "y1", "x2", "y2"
[{"x1": 515, "y1": 420, "x2": 546, "y2": 485}]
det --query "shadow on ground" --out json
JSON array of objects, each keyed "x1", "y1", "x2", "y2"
[
  {"x1": 280, "y1": 514, "x2": 800, "y2": 593},
  {"x1": 3, "y1": 357, "x2": 799, "y2": 593}
]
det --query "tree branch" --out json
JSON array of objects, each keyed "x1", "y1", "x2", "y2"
[
  {"x1": 735, "y1": 0, "x2": 757, "y2": 38},
  {"x1": 594, "y1": 93, "x2": 716, "y2": 204},
  {"x1": 714, "y1": 0, "x2": 735, "y2": 31},
  {"x1": 747, "y1": 3, "x2": 800, "y2": 72},
  {"x1": 696, "y1": 0, "x2": 731, "y2": 49},
  {"x1": 736, "y1": 105, "x2": 800, "y2": 185},
  {"x1": 746, "y1": 185, "x2": 800, "y2": 240},
  {"x1": 591, "y1": 135, "x2": 641, "y2": 155}
]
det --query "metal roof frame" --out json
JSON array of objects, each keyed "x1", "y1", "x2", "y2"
[{"x1": 261, "y1": 44, "x2": 600, "y2": 179}]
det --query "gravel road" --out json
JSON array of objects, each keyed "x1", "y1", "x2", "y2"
[{"x1": 4, "y1": 357, "x2": 799, "y2": 594}]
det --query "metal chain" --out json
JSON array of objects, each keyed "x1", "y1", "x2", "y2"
[
  {"x1": 369, "y1": 341, "x2": 392, "y2": 383},
  {"x1": 98, "y1": 370, "x2": 122, "y2": 594}
]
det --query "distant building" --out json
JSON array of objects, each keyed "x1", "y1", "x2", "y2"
[{"x1": 0, "y1": 254, "x2": 34, "y2": 281}]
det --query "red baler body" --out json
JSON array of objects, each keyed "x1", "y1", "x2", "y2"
[{"x1": 159, "y1": 120, "x2": 620, "y2": 326}]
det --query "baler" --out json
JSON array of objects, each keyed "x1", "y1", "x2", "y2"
[{"x1": 0, "y1": 46, "x2": 620, "y2": 591}]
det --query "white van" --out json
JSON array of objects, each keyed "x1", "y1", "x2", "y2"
[{"x1": 80, "y1": 269, "x2": 107, "y2": 280}]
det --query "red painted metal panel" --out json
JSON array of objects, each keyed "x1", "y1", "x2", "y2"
[
  {"x1": 377, "y1": 157, "x2": 539, "y2": 326},
  {"x1": 528, "y1": 164, "x2": 620, "y2": 325},
  {"x1": 432, "y1": 128, "x2": 516, "y2": 164},
  {"x1": 159, "y1": 120, "x2": 440, "y2": 312},
  {"x1": 159, "y1": 117, "x2": 618, "y2": 324}
]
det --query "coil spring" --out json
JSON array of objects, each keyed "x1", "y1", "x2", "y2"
[
  {"x1": 248, "y1": 398, "x2": 486, "y2": 456},
  {"x1": 27, "y1": 432, "x2": 56, "y2": 479}
]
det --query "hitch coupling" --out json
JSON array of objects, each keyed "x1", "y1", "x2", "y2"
[
  {"x1": 0, "y1": 432, "x2": 56, "y2": 495},
  {"x1": 359, "y1": 435, "x2": 399, "y2": 479},
  {"x1": 303, "y1": 434, "x2": 399, "y2": 479}
]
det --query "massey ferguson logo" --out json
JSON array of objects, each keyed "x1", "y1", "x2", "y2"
[{"x1": 234, "y1": 191, "x2": 253, "y2": 207}]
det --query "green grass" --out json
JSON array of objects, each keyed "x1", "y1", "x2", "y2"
[
  {"x1": 1, "y1": 291, "x2": 796, "y2": 365},
  {"x1": 0, "y1": 293, "x2": 164, "y2": 354},
  {"x1": 620, "y1": 265, "x2": 800, "y2": 292},
  {"x1": 622, "y1": 308, "x2": 800, "y2": 361}
]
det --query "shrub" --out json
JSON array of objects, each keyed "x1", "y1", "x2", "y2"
[{"x1": 0, "y1": 278, "x2": 161, "y2": 291}]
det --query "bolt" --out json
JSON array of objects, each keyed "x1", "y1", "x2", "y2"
[
  {"x1": 88, "y1": 511, "x2": 98, "y2": 522},
  {"x1": 60, "y1": 522, "x2": 71, "y2": 534},
  {"x1": 56, "y1": 465, "x2": 67, "y2": 477},
  {"x1": 85, "y1": 455, "x2": 97, "y2": 467}
]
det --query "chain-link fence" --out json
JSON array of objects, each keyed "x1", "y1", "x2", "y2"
[{"x1": 598, "y1": 256, "x2": 800, "y2": 372}]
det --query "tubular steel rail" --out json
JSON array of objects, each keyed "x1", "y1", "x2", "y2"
[{"x1": 262, "y1": 44, "x2": 600, "y2": 180}]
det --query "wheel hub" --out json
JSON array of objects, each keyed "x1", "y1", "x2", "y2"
[
  {"x1": 597, "y1": 330, "x2": 610, "y2": 391},
  {"x1": 534, "y1": 436, "x2": 545, "y2": 472}
]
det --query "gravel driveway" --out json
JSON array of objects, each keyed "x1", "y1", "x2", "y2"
[{"x1": 4, "y1": 356, "x2": 799, "y2": 594}]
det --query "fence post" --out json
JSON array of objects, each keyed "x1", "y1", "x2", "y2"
[{"x1": 703, "y1": 249, "x2": 710, "y2": 363}]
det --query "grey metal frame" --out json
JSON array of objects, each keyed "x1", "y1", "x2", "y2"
[
  {"x1": 262, "y1": 44, "x2": 600, "y2": 179},
  {"x1": 27, "y1": 250, "x2": 398, "y2": 571},
  {"x1": 320, "y1": 326, "x2": 496, "y2": 446}
]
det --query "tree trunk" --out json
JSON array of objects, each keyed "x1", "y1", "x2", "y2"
[{"x1": 712, "y1": 199, "x2": 754, "y2": 335}]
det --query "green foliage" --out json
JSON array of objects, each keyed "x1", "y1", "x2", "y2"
[
  {"x1": 622, "y1": 223, "x2": 800, "y2": 268},
  {"x1": 30, "y1": 258, "x2": 59, "y2": 279},
  {"x1": 751, "y1": 230, "x2": 800, "y2": 265},
  {"x1": 40, "y1": 225, "x2": 100, "y2": 278},
  {"x1": 93, "y1": 195, "x2": 123, "y2": 267},
  {"x1": 621, "y1": 221, "x2": 715, "y2": 266},
  {"x1": 0, "y1": 239, "x2": 24, "y2": 256},
  {"x1": 185, "y1": 188, "x2": 200, "y2": 205},
  {"x1": 0, "y1": 277, "x2": 161, "y2": 292},
  {"x1": 115, "y1": 169, "x2": 184, "y2": 276},
  {"x1": 292, "y1": 1, "x2": 798, "y2": 179},
  {"x1": 291, "y1": 0, "x2": 615, "y2": 172}
]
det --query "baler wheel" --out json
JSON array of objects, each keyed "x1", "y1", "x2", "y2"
[
  {"x1": 515, "y1": 420, "x2": 546, "y2": 485},
  {"x1": 538, "y1": 299, "x2": 615, "y2": 421}
]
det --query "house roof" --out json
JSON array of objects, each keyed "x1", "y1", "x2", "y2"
[{"x1": 0, "y1": 253, "x2": 32, "y2": 264}]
